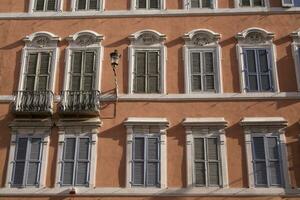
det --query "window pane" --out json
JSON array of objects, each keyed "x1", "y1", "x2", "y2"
[
  {"x1": 16, "y1": 138, "x2": 28, "y2": 160},
  {"x1": 258, "y1": 49, "x2": 269, "y2": 73},
  {"x1": 78, "y1": 0, "x2": 87, "y2": 9},
  {"x1": 148, "y1": 52, "x2": 159, "y2": 74},
  {"x1": 30, "y1": 138, "x2": 41, "y2": 160},
  {"x1": 254, "y1": 162, "x2": 267, "y2": 185},
  {"x1": 27, "y1": 162, "x2": 39, "y2": 185},
  {"x1": 202, "y1": 0, "x2": 211, "y2": 7},
  {"x1": 39, "y1": 53, "x2": 50, "y2": 74},
  {"x1": 135, "y1": 76, "x2": 146, "y2": 93},
  {"x1": 241, "y1": 0, "x2": 250, "y2": 6},
  {"x1": 204, "y1": 75, "x2": 215, "y2": 91},
  {"x1": 64, "y1": 138, "x2": 76, "y2": 160},
  {"x1": 191, "y1": 53, "x2": 201, "y2": 73},
  {"x1": 71, "y1": 76, "x2": 81, "y2": 91},
  {"x1": 148, "y1": 76, "x2": 159, "y2": 93},
  {"x1": 261, "y1": 75, "x2": 271, "y2": 91},
  {"x1": 249, "y1": 75, "x2": 258, "y2": 91},
  {"x1": 207, "y1": 138, "x2": 218, "y2": 160},
  {"x1": 133, "y1": 162, "x2": 144, "y2": 185},
  {"x1": 204, "y1": 52, "x2": 214, "y2": 73},
  {"x1": 150, "y1": 0, "x2": 159, "y2": 8},
  {"x1": 38, "y1": 76, "x2": 48, "y2": 90},
  {"x1": 136, "y1": 52, "x2": 146, "y2": 75},
  {"x1": 73, "y1": 52, "x2": 82, "y2": 73},
  {"x1": 13, "y1": 162, "x2": 25, "y2": 185},
  {"x1": 246, "y1": 50, "x2": 256, "y2": 73},
  {"x1": 28, "y1": 53, "x2": 38, "y2": 74},
  {"x1": 83, "y1": 76, "x2": 93, "y2": 90},
  {"x1": 138, "y1": 0, "x2": 147, "y2": 8},
  {"x1": 26, "y1": 76, "x2": 35, "y2": 91},
  {"x1": 147, "y1": 138, "x2": 159, "y2": 160},
  {"x1": 194, "y1": 138, "x2": 204, "y2": 160},
  {"x1": 147, "y1": 162, "x2": 158, "y2": 186},
  {"x1": 208, "y1": 162, "x2": 219, "y2": 185},
  {"x1": 47, "y1": 0, "x2": 56, "y2": 10},
  {"x1": 78, "y1": 138, "x2": 90, "y2": 160},
  {"x1": 253, "y1": 137, "x2": 265, "y2": 160},
  {"x1": 254, "y1": 0, "x2": 263, "y2": 6},
  {"x1": 134, "y1": 138, "x2": 144, "y2": 160},
  {"x1": 192, "y1": 75, "x2": 202, "y2": 91},
  {"x1": 85, "y1": 52, "x2": 94, "y2": 73},
  {"x1": 191, "y1": 0, "x2": 200, "y2": 7},
  {"x1": 269, "y1": 161, "x2": 282, "y2": 185},
  {"x1": 195, "y1": 162, "x2": 205, "y2": 185},
  {"x1": 89, "y1": 0, "x2": 98, "y2": 9},
  {"x1": 76, "y1": 162, "x2": 88, "y2": 185},
  {"x1": 267, "y1": 137, "x2": 279, "y2": 159},
  {"x1": 63, "y1": 162, "x2": 74, "y2": 185},
  {"x1": 36, "y1": 0, "x2": 45, "y2": 10}
]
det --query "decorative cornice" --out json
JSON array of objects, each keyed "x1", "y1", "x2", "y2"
[
  {"x1": 23, "y1": 31, "x2": 60, "y2": 48},
  {"x1": 9, "y1": 118, "x2": 54, "y2": 128},
  {"x1": 124, "y1": 117, "x2": 169, "y2": 127},
  {"x1": 129, "y1": 29, "x2": 166, "y2": 45},
  {"x1": 66, "y1": 30, "x2": 104, "y2": 46},
  {"x1": 183, "y1": 29, "x2": 221, "y2": 46},
  {"x1": 236, "y1": 27, "x2": 275, "y2": 44},
  {"x1": 182, "y1": 117, "x2": 227, "y2": 127},
  {"x1": 56, "y1": 117, "x2": 102, "y2": 127},
  {"x1": 240, "y1": 117, "x2": 288, "y2": 127}
]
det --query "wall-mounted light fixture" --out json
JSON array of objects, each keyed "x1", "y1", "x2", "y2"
[{"x1": 110, "y1": 49, "x2": 121, "y2": 99}]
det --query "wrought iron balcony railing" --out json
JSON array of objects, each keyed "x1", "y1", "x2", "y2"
[
  {"x1": 60, "y1": 90, "x2": 101, "y2": 113},
  {"x1": 13, "y1": 90, "x2": 54, "y2": 114}
]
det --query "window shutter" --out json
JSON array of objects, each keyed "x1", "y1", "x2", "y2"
[
  {"x1": 71, "y1": 52, "x2": 82, "y2": 91},
  {"x1": 194, "y1": 138, "x2": 205, "y2": 186},
  {"x1": 62, "y1": 138, "x2": 76, "y2": 185},
  {"x1": 76, "y1": 162, "x2": 88, "y2": 185},
  {"x1": 202, "y1": 0, "x2": 211, "y2": 8},
  {"x1": 254, "y1": 162, "x2": 267, "y2": 185},
  {"x1": 77, "y1": 0, "x2": 87, "y2": 9},
  {"x1": 134, "y1": 138, "x2": 144, "y2": 160},
  {"x1": 147, "y1": 162, "x2": 158, "y2": 186},
  {"x1": 16, "y1": 138, "x2": 28, "y2": 160},
  {"x1": 147, "y1": 52, "x2": 159, "y2": 93},
  {"x1": 191, "y1": 0, "x2": 200, "y2": 8},
  {"x1": 63, "y1": 162, "x2": 74, "y2": 185},
  {"x1": 138, "y1": 0, "x2": 147, "y2": 8},
  {"x1": 27, "y1": 162, "x2": 39, "y2": 185},
  {"x1": 47, "y1": 0, "x2": 56, "y2": 10},
  {"x1": 26, "y1": 54, "x2": 38, "y2": 91},
  {"x1": 253, "y1": 137, "x2": 267, "y2": 186},
  {"x1": 13, "y1": 138, "x2": 28, "y2": 186},
  {"x1": 133, "y1": 162, "x2": 144, "y2": 185},
  {"x1": 133, "y1": 138, "x2": 145, "y2": 185},
  {"x1": 38, "y1": 53, "x2": 51, "y2": 91},
  {"x1": 78, "y1": 138, "x2": 90, "y2": 160},
  {"x1": 147, "y1": 138, "x2": 159, "y2": 186},
  {"x1": 135, "y1": 52, "x2": 146, "y2": 93},
  {"x1": 240, "y1": 0, "x2": 250, "y2": 6},
  {"x1": 64, "y1": 138, "x2": 76, "y2": 160},
  {"x1": 269, "y1": 161, "x2": 281, "y2": 185},
  {"x1": 35, "y1": 0, "x2": 45, "y2": 11},
  {"x1": 149, "y1": 0, "x2": 160, "y2": 8},
  {"x1": 83, "y1": 52, "x2": 95, "y2": 91},
  {"x1": 195, "y1": 162, "x2": 205, "y2": 185},
  {"x1": 27, "y1": 138, "x2": 41, "y2": 185},
  {"x1": 208, "y1": 162, "x2": 219, "y2": 185},
  {"x1": 253, "y1": 137, "x2": 265, "y2": 160},
  {"x1": 204, "y1": 52, "x2": 215, "y2": 91},
  {"x1": 191, "y1": 52, "x2": 201, "y2": 91},
  {"x1": 89, "y1": 0, "x2": 98, "y2": 9},
  {"x1": 13, "y1": 162, "x2": 26, "y2": 185},
  {"x1": 207, "y1": 138, "x2": 218, "y2": 160},
  {"x1": 194, "y1": 138, "x2": 204, "y2": 160}
]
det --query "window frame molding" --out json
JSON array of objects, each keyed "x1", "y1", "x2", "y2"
[
  {"x1": 124, "y1": 117, "x2": 169, "y2": 188},
  {"x1": 236, "y1": 27, "x2": 279, "y2": 93},
  {"x1": 55, "y1": 117, "x2": 102, "y2": 188},
  {"x1": 71, "y1": 0, "x2": 104, "y2": 12},
  {"x1": 182, "y1": 117, "x2": 228, "y2": 188},
  {"x1": 5, "y1": 119, "x2": 53, "y2": 188},
  {"x1": 290, "y1": 29, "x2": 300, "y2": 91},
  {"x1": 131, "y1": 0, "x2": 166, "y2": 10},
  {"x1": 28, "y1": 0, "x2": 63, "y2": 13},
  {"x1": 183, "y1": 29, "x2": 222, "y2": 94},
  {"x1": 128, "y1": 30, "x2": 167, "y2": 94},
  {"x1": 234, "y1": 0, "x2": 270, "y2": 8},
  {"x1": 240, "y1": 117, "x2": 290, "y2": 189},
  {"x1": 182, "y1": 0, "x2": 217, "y2": 9}
]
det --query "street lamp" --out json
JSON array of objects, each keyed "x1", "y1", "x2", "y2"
[{"x1": 110, "y1": 50, "x2": 121, "y2": 99}]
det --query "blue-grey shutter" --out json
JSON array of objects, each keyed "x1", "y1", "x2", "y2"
[
  {"x1": 147, "y1": 138, "x2": 159, "y2": 186},
  {"x1": 35, "y1": 0, "x2": 45, "y2": 10},
  {"x1": 258, "y1": 49, "x2": 272, "y2": 91},
  {"x1": 62, "y1": 138, "x2": 76, "y2": 185},
  {"x1": 194, "y1": 138, "x2": 205, "y2": 185},
  {"x1": 253, "y1": 137, "x2": 267, "y2": 186},
  {"x1": 133, "y1": 138, "x2": 145, "y2": 185},
  {"x1": 147, "y1": 52, "x2": 160, "y2": 93},
  {"x1": 267, "y1": 137, "x2": 282, "y2": 185},
  {"x1": 135, "y1": 52, "x2": 146, "y2": 93},
  {"x1": 13, "y1": 163, "x2": 26, "y2": 186},
  {"x1": 76, "y1": 138, "x2": 90, "y2": 185},
  {"x1": 89, "y1": 0, "x2": 98, "y2": 9},
  {"x1": 27, "y1": 138, "x2": 41, "y2": 185},
  {"x1": 47, "y1": 0, "x2": 56, "y2": 10},
  {"x1": 13, "y1": 138, "x2": 28, "y2": 186}
]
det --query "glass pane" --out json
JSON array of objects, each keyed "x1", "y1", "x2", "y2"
[
  {"x1": 73, "y1": 52, "x2": 82, "y2": 73},
  {"x1": 249, "y1": 75, "x2": 258, "y2": 91},
  {"x1": 195, "y1": 162, "x2": 205, "y2": 185},
  {"x1": 208, "y1": 162, "x2": 219, "y2": 185},
  {"x1": 241, "y1": 0, "x2": 250, "y2": 6},
  {"x1": 13, "y1": 162, "x2": 25, "y2": 185},
  {"x1": 133, "y1": 162, "x2": 144, "y2": 185},
  {"x1": 269, "y1": 161, "x2": 282, "y2": 185},
  {"x1": 64, "y1": 138, "x2": 76, "y2": 160},
  {"x1": 16, "y1": 138, "x2": 28, "y2": 160},
  {"x1": 138, "y1": 0, "x2": 147, "y2": 8},
  {"x1": 254, "y1": 162, "x2": 267, "y2": 186},
  {"x1": 63, "y1": 162, "x2": 74, "y2": 185},
  {"x1": 89, "y1": 0, "x2": 98, "y2": 9},
  {"x1": 27, "y1": 162, "x2": 39, "y2": 185},
  {"x1": 47, "y1": 0, "x2": 56, "y2": 10},
  {"x1": 147, "y1": 162, "x2": 158, "y2": 186},
  {"x1": 150, "y1": 0, "x2": 159, "y2": 8},
  {"x1": 204, "y1": 52, "x2": 214, "y2": 73},
  {"x1": 83, "y1": 76, "x2": 93, "y2": 90},
  {"x1": 246, "y1": 50, "x2": 256, "y2": 73},
  {"x1": 254, "y1": 0, "x2": 263, "y2": 6},
  {"x1": 148, "y1": 52, "x2": 159, "y2": 74},
  {"x1": 253, "y1": 137, "x2": 265, "y2": 160},
  {"x1": 71, "y1": 76, "x2": 81, "y2": 91},
  {"x1": 204, "y1": 75, "x2": 215, "y2": 91},
  {"x1": 36, "y1": 0, "x2": 45, "y2": 10},
  {"x1": 267, "y1": 137, "x2": 279, "y2": 159},
  {"x1": 191, "y1": 0, "x2": 200, "y2": 7},
  {"x1": 85, "y1": 52, "x2": 94, "y2": 73},
  {"x1": 135, "y1": 76, "x2": 146, "y2": 93},
  {"x1": 202, "y1": 0, "x2": 211, "y2": 7},
  {"x1": 78, "y1": 138, "x2": 90, "y2": 160},
  {"x1": 194, "y1": 138, "x2": 204, "y2": 160},
  {"x1": 26, "y1": 76, "x2": 35, "y2": 91},
  {"x1": 40, "y1": 53, "x2": 50, "y2": 74},
  {"x1": 38, "y1": 76, "x2": 48, "y2": 90},
  {"x1": 258, "y1": 50, "x2": 269, "y2": 73},
  {"x1": 261, "y1": 75, "x2": 271, "y2": 91},
  {"x1": 136, "y1": 52, "x2": 146, "y2": 75},
  {"x1": 192, "y1": 75, "x2": 202, "y2": 91},
  {"x1": 148, "y1": 76, "x2": 159, "y2": 93},
  {"x1": 207, "y1": 138, "x2": 218, "y2": 160},
  {"x1": 76, "y1": 162, "x2": 88, "y2": 185},
  {"x1": 30, "y1": 138, "x2": 41, "y2": 160},
  {"x1": 147, "y1": 138, "x2": 159, "y2": 160},
  {"x1": 191, "y1": 53, "x2": 201, "y2": 73},
  {"x1": 78, "y1": 0, "x2": 87, "y2": 9},
  {"x1": 28, "y1": 54, "x2": 38, "y2": 74},
  {"x1": 134, "y1": 138, "x2": 144, "y2": 160}
]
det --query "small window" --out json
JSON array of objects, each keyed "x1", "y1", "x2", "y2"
[
  {"x1": 35, "y1": 0, "x2": 57, "y2": 11},
  {"x1": 137, "y1": 0, "x2": 161, "y2": 9},
  {"x1": 190, "y1": 0, "x2": 212, "y2": 8},
  {"x1": 240, "y1": 0, "x2": 264, "y2": 7},
  {"x1": 11, "y1": 137, "x2": 43, "y2": 187},
  {"x1": 61, "y1": 137, "x2": 91, "y2": 186},
  {"x1": 76, "y1": 0, "x2": 100, "y2": 10}
]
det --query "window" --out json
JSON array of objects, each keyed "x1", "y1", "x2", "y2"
[
  {"x1": 73, "y1": 0, "x2": 102, "y2": 11},
  {"x1": 128, "y1": 30, "x2": 167, "y2": 94},
  {"x1": 240, "y1": 117, "x2": 290, "y2": 188},
  {"x1": 61, "y1": 31, "x2": 103, "y2": 113},
  {"x1": 189, "y1": 0, "x2": 213, "y2": 8},
  {"x1": 282, "y1": 0, "x2": 300, "y2": 7},
  {"x1": 236, "y1": 28, "x2": 279, "y2": 93},
  {"x1": 291, "y1": 30, "x2": 300, "y2": 91},
  {"x1": 183, "y1": 118, "x2": 229, "y2": 188},
  {"x1": 55, "y1": 118, "x2": 101, "y2": 188},
  {"x1": 136, "y1": 0, "x2": 162, "y2": 9},
  {"x1": 124, "y1": 117, "x2": 169, "y2": 188},
  {"x1": 15, "y1": 32, "x2": 59, "y2": 113},
  {"x1": 30, "y1": 0, "x2": 62, "y2": 12},
  {"x1": 239, "y1": 0, "x2": 265, "y2": 7},
  {"x1": 61, "y1": 137, "x2": 91, "y2": 186},
  {"x1": 183, "y1": 29, "x2": 222, "y2": 93},
  {"x1": 6, "y1": 119, "x2": 52, "y2": 188}
]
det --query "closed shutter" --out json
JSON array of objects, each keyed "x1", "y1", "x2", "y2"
[
  {"x1": 135, "y1": 52, "x2": 146, "y2": 93},
  {"x1": 207, "y1": 138, "x2": 219, "y2": 185},
  {"x1": 241, "y1": 0, "x2": 251, "y2": 6},
  {"x1": 253, "y1": 137, "x2": 267, "y2": 186},
  {"x1": 47, "y1": 0, "x2": 56, "y2": 10},
  {"x1": 245, "y1": 49, "x2": 258, "y2": 91},
  {"x1": 13, "y1": 138, "x2": 28, "y2": 186},
  {"x1": 149, "y1": 0, "x2": 160, "y2": 8},
  {"x1": 267, "y1": 137, "x2": 281, "y2": 185},
  {"x1": 83, "y1": 52, "x2": 95, "y2": 91},
  {"x1": 133, "y1": 137, "x2": 145, "y2": 185},
  {"x1": 147, "y1": 138, "x2": 159, "y2": 186},
  {"x1": 147, "y1": 52, "x2": 159, "y2": 93},
  {"x1": 78, "y1": 0, "x2": 87, "y2": 9},
  {"x1": 258, "y1": 49, "x2": 272, "y2": 91},
  {"x1": 71, "y1": 52, "x2": 83, "y2": 91},
  {"x1": 38, "y1": 53, "x2": 51, "y2": 91},
  {"x1": 194, "y1": 138, "x2": 205, "y2": 185},
  {"x1": 76, "y1": 138, "x2": 90, "y2": 185},
  {"x1": 191, "y1": 52, "x2": 201, "y2": 91},
  {"x1": 62, "y1": 138, "x2": 76, "y2": 185},
  {"x1": 203, "y1": 52, "x2": 215, "y2": 91},
  {"x1": 35, "y1": 0, "x2": 45, "y2": 11},
  {"x1": 253, "y1": 0, "x2": 263, "y2": 6},
  {"x1": 27, "y1": 138, "x2": 42, "y2": 185},
  {"x1": 89, "y1": 0, "x2": 98, "y2": 9},
  {"x1": 26, "y1": 53, "x2": 38, "y2": 91},
  {"x1": 202, "y1": 0, "x2": 212, "y2": 8},
  {"x1": 191, "y1": 0, "x2": 200, "y2": 8},
  {"x1": 138, "y1": 0, "x2": 147, "y2": 8}
]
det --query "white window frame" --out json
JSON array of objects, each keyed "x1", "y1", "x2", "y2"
[
  {"x1": 28, "y1": 0, "x2": 63, "y2": 12},
  {"x1": 131, "y1": 0, "x2": 166, "y2": 10},
  {"x1": 183, "y1": 118, "x2": 228, "y2": 188},
  {"x1": 124, "y1": 117, "x2": 169, "y2": 188},
  {"x1": 282, "y1": 0, "x2": 294, "y2": 7},
  {"x1": 71, "y1": 0, "x2": 104, "y2": 11},
  {"x1": 128, "y1": 30, "x2": 167, "y2": 94},
  {"x1": 183, "y1": 29, "x2": 222, "y2": 94},
  {"x1": 55, "y1": 117, "x2": 101, "y2": 188},
  {"x1": 290, "y1": 29, "x2": 300, "y2": 91},
  {"x1": 240, "y1": 117, "x2": 290, "y2": 189},
  {"x1": 63, "y1": 30, "x2": 104, "y2": 93},
  {"x1": 236, "y1": 27, "x2": 279, "y2": 93},
  {"x1": 183, "y1": 0, "x2": 217, "y2": 9},
  {"x1": 5, "y1": 119, "x2": 52, "y2": 188},
  {"x1": 234, "y1": 0, "x2": 269, "y2": 8}
]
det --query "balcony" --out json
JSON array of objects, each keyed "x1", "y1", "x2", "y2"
[
  {"x1": 60, "y1": 90, "x2": 101, "y2": 115},
  {"x1": 13, "y1": 90, "x2": 54, "y2": 115}
]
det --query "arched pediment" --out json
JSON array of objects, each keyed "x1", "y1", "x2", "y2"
[
  {"x1": 23, "y1": 31, "x2": 60, "y2": 48},
  {"x1": 236, "y1": 27, "x2": 274, "y2": 44},
  {"x1": 67, "y1": 30, "x2": 104, "y2": 46},
  {"x1": 183, "y1": 29, "x2": 221, "y2": 46},
  {"x1": 129, "y1": 29, "x2": 166, "y2": 45}
]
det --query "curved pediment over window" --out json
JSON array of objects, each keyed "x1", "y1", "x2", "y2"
[
  {"x1": 291, "y1": 29, "x2": 300, "y2": 43},
  {"x1": 67, "y1": 30, "x2": 104, "y2": 47},
  {"x1": 129, "y1": 29, "x2": 166, "y2": 45},
  {"x1": 236, "y1": 27, "x2": 275, "y2": 44},
  {"x1": 183, "y1": 29, "x2": 221, "y2": 46},
  {"x1": 23, "y1": 31, "x2": 60, "y2": 48}
]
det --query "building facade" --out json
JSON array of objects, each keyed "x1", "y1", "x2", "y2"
[{"x1": 0, "y1": 0, "x2": 300, "y2": 199}]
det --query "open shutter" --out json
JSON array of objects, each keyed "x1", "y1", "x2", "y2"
[
  {"x1": 135, "y1": 52, "x2": 146, "y2": 93},
  {"x1": 62, "y1": 138, "x2": 76, "y2": 185},
  {"x1": 27, "y1": 138, "x2": 42, "y2": 185},
  {"x1": 38, "y1": 53, "x2": 51, "y2": 91},
  {"x1": 71, "y1": 52, "x2": 82, "y2": 91},
  {"x1": 77, "y1": 0, "x2": 87, "y2": 9},
  {"x1": 133, "y1": 137, "x2": 145, "y2": 185},
  {"x1": 258, "y1": 49, "x2": 272, "y2": 91},
  {"x1": 147, "y1": 52, "x2": 160, "y2": 93},
  {"x1": 35, "y1": 0, "x2": 45, "y2": 11},
  {"x1": 76, "y1": 138, "x2": 90, "y2": 185},
  {"x1": 146, "y1": 137, "x2": 159, "y2": 186},
  {"x1": 47, "y1": 0, "x2": 56, "y2": 10},
  {"x1": 282, "y1": 0, "x2": 294, "y2": 7},
  {"x1": 194, "y1": 138, "x2": 205, "y2": 186},
  {"x1": 89, "y1": 0, "x2": 98, "y2": 9}
]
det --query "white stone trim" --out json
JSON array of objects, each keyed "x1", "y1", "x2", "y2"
[
  {"x1": 55, "y1": 118, "x2": 102, "y2": 188},
  {"x1": 236, "y1": 27, "x2": 279, "y2": 93},
  {"x1": 70, "y1": 0, "x2": 104, "y2": 11},
  {"x1": 124, "y1": 117, "x2": 169, "y2": 188},
  {"x1": 131, "y1": 0, "x2": 166, "y2": 10},
  {"x1": 28, "y1": 0, "x2": 64, "y2": 13},
  {"x1": 183, "y1": 29, "x2": 222, "y2": 93},
  {"x1": 182, "y1": 117, "x2": 228, "y2": 188},
  {"x1": 291, "y1": 29, "x2": 300, "y2": 91},
  {"x1": 234, "y1": 0, "x2": 270, "y2": 8},
  {"x1": 182, "y1": 0, "x2": 217, "y2": 9},
  {"x1": 6, "y1": 119, "x2": 53, "y2": 188},
  {"x1": 240, "y1": 117, "x2": 290, "y2": 189},
  {"x1": 128, "y1": 30, "x2": 167, "y2": 94}
]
